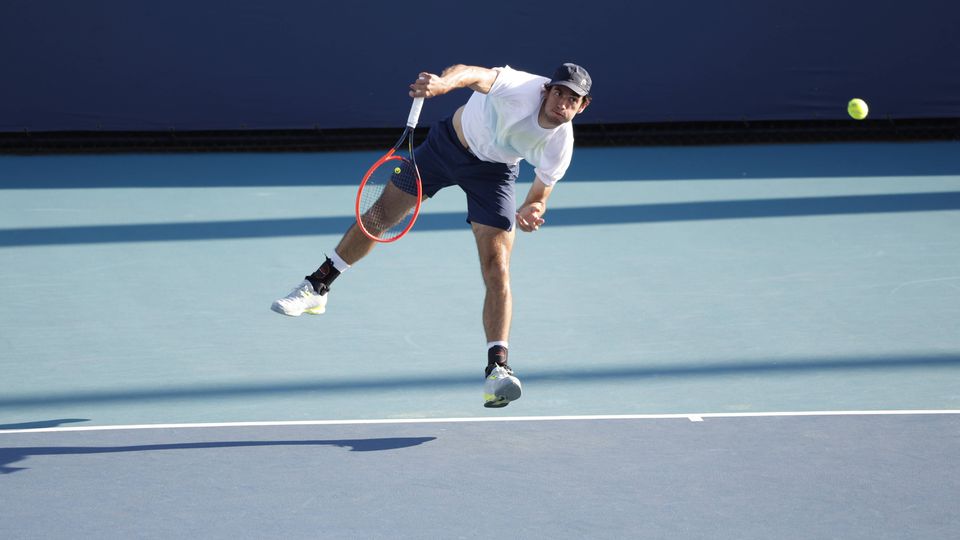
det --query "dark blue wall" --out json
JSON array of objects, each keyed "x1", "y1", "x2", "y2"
[{"x1": 2, "y1": 0, "x2": 958, "y2": 132}]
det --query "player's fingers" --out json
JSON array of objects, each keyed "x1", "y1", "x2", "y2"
[
  {"x1": 524, "y1": 213, "x2": 544, "y2": 228},
  {"x1": 526, "y1": 212, "x2": 543, "y2": 230},
  {"x1": 409, "y1": 73, "x2": 431, "y2": 94},
  {"x1": 519, "y1": 218, "x2": 541, "y2": 232},
  {"x1": 515, "y1": 214, "x2": 531, "y2": 232}
]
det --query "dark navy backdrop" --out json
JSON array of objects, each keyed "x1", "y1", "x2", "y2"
[{"x1": 1, "y1": 0, "x2": 958, "y2": 132}]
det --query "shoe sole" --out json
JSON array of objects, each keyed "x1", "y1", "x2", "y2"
[
  {"x1": 483, "y1": 397, "x2": 511, "y2": 408},
  {"x1": 270, "y1": 304, "x2": 325, "y2": 316}
]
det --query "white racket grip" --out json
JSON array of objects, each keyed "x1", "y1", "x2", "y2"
[{"x1": 407, "y1": 97, "x2": 424, "y2": 128}]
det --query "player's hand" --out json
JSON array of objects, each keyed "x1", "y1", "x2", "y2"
[
  {"x1": 516, "y1": 203, "x2": 546, "y2": 232},
  {"x1": 409, "y1": 72, "x2": 449, "y2": 98}
]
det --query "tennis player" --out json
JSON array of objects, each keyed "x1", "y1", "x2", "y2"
[{"x1": 272, "y1": 63, "x2": 592, "y2": 408}]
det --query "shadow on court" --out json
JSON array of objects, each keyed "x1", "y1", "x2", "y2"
[
  {"x1": 0, "y1": 437, "x2": 437, "y2": 474},
  {"x1": 2, "y1": 354, "x2": 958, "y2": 410},
  {"x1": 0, "y1": 419, "x2": 90, "y2": 431},
  {"x1": 3, "y1": 191, "x2": 959, "y2": 247}
]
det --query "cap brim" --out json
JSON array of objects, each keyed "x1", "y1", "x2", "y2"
[{"x1": 547, "y1": 81, "x2": 589, "y2": 97}]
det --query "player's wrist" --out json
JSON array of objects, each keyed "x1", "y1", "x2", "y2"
[{"x1": 524, "y1": 201, "x2": 545, "y2": 213}]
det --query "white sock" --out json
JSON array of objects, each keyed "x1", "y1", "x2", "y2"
[
  {"x1": 487, "y1": 341, "x2": 509, "y2": 350},
  {"x1": 329, "y1": 250, "x2": 351, "y2": 273}
]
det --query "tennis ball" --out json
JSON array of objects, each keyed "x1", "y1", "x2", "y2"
[
  {"x1": 394, "y1": 167, "x2": 402, "y2": 174},
  {"x1": 847, "y1": 98, "x2": 869, "y2": 120}
]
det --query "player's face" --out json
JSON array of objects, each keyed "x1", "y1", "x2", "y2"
[{"x1": 539, "y1": 85, "x2": 589, "y2": 128}]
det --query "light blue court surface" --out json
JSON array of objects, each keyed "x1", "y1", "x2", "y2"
[{"x1": 1, "y1": 142, "x2": 959, "y2": 538}]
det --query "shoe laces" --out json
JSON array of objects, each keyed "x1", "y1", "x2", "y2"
[
  {"x1": 297, "y1": 285, "x2": 315, "y2": 298},
  {"x1": 291, "y1": 281, "x2": 321, "y2": 298},
  {"x1": 486, "y1": 363, "x2": 513, "y2": 378}
]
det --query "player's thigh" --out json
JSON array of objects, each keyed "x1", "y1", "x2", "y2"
[
  {"x1": 472, "y1": 222, "x2": 515, "y2": 277},
  {"x1": 378, "y1": 180, "x2": 420, "y2": 218}
]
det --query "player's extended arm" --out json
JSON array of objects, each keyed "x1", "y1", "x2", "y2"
[
  {"x1": 517, "y1": 177, "x2": 553, "y2": 232},
  {"x1": 409, "y1": 65, "x2": 499, "y2": 98}
]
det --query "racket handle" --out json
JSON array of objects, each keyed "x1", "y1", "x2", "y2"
[{"x1": 407, "y1": 97, "x2": 424, "y2": 128}]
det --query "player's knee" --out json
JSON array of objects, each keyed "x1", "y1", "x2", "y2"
[{"x1": 480, "y1": 255, "x2": 510, "y2": 290}]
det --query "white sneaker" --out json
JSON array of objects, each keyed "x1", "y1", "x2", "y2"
[
  {"x1": 271, "y1": 280, "x2": 327, "y2": 316},
  {"x1": 483, "y1": 365, "x2": 522, "y2": 408}
]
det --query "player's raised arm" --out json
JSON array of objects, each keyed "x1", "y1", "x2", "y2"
[{"x1": 409, "y1": 65, "x2": 499, "y2": 98}]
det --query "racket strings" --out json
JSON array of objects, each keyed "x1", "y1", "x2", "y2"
[{"x1": 358, "y1": 158, "x2": 419, "y2": 240}]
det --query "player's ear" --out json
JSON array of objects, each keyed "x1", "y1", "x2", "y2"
[{"x1": 578, "y1": 97, "x2": 591, "y2": 114}]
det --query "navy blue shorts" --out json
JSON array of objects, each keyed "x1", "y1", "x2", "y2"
[{"x1": 412, "y1": 117, "x2": 519, "y2": 231}]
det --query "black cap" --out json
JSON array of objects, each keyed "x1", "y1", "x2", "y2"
[{"x1": 547, "y1": 63, "x2": 592, "y2": 97}]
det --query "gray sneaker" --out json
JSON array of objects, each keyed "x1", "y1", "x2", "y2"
[{"x1": 483, "y1": 365, "x2": 522, "y2": 408}]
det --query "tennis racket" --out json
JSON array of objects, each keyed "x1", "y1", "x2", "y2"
[{"x1": 355, "y1": 97, "x2": 425, "y2": 242}]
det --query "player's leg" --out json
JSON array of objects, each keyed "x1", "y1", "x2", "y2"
[
  {"x1": 271, "y1": 119, "x2": 454, "y2": 317},
  {"x1": 457, "y1": 150, "x2": 523, "y2": 407},
  {"x1": 338, "y1": 183, "x2": 424, "y2": 264},
  {"x1": 271, "y1": 187, "x2": 423, "y2": 317},
  {"x1": 473, "y1": 222, "x2": 523, "y2": 407},
  {"x1": 356, "y1": 180, "x2": 421, "y2": 241},
  {"x1": 472, "y1": 222, "x2": 514, "y2": 347}
]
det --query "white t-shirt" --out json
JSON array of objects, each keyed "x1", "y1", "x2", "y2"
[{"x1": 460, "y1": 66, "x2": 574, "y2": 186}]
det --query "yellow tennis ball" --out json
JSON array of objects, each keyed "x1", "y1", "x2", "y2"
[
  {"x1": 394, "y1": 167, "x2": 402, "y2": 174},
  {"x1": 847, "y1": 98, "x2": 869, "y2": 120}
]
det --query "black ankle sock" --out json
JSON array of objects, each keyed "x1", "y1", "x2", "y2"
[
  {"x1": 305, "y1": 257, "x2": 340, "y2": 295},
  {"x1": 486, "y1": 345, "x2": 508, "y2": 376}
]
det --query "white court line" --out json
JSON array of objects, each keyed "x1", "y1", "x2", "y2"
[{"x1": 1, "y1": 409, "x2": 959, "y2": 435}]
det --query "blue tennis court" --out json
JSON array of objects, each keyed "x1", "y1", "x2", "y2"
[{"x1": 2, "y1": 141, "x2": 959, "y2": 538}]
